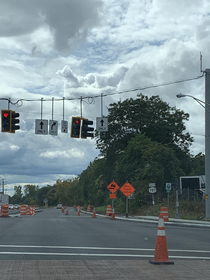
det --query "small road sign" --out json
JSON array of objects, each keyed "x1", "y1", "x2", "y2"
[
  {"x1": 149, "y1": 183, "x2": 156, "y2": 188},
  {"x1": 61, "y1": 120, "x2": 68, "y2": 133},
  {"x1": 107, "y1": 181, "x2": 120, "y2": 194},
  {"x1": 43, "y1": 198, "x2": 48, "y2": 203},
  {"x1": 149, "y1": 187, "x2": 156, "y2": 193},
  {"x1": 96, "y1": 117, "x2": 108, "y2": 132},
  {"x1": 110, "y1": 193, "x2": 116, "y2": 199},
  {"x1": 120, "y1": 182, "x2": 135, "y2": 197},
  {"x1": 35, "y1": 119, "x2": 48, "y2": 135},
  {"x1": 49, "y1": 120, "x2": 58, "y2": 135},
  {"x1": 166, "y1": 183, "x2": 171, "y2": 191}
]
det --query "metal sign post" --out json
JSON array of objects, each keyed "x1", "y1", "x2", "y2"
[
  {"x1": 120, "y1": 182, "x2": 135, "y2": 218},
  {"x1": 175, "y1": 189, "x2": 180, "y2": 219},
  {"x1": 149, "y1": 183, "x2": 156, "y2": 214},
  {"x1": 126, "y1": 197, "x2": 128, "y2": 218},
  {"x1": 166, "y1": 183, "x2": 171, "y2": 213}
]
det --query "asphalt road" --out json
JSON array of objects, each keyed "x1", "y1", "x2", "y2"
[{"x1": 0, "y1": 207, "x2": 210, "y2": 261}]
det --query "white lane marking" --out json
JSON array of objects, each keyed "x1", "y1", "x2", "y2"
[
  {"x1": 0, "y1": 252, "x2": 209, "y2": 259},
  {"x1": 0, "y1": 245, "x2": 209, "y2": 254}
]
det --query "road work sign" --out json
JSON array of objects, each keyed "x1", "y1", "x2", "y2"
[{"x1": 107, "y1": 181, "x2": 119, "y2": 194}]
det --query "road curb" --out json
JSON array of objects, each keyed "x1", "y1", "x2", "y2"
[{"x1": 80, "y1": 210, "x2": 210, "y2": 228}]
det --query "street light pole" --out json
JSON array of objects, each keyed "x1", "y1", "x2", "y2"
[
  {"x1": 176, "y1": 69, "x2": 210, "y2": 219},
  {"x1": 205, "y1": 69, "x2": 210, "y2": 219}
]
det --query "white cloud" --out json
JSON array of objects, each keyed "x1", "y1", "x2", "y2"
[{"x1": 40, "y1": 148, "x2": 85, "y2": 159}]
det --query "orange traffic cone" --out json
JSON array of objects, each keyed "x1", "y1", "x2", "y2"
[
  {"x1": 92, "y1": 207, "x2": 96, "y2": 218},
  {"x1": 61, "y1": 207, "x2": 64, "y2": 213},
  {"x1": 77, "y1": 206, "x2": 80, "y2": 216},
  {"x1": 65, "y1": 209, "x2": 68, "y2": 215},
  {"x1": 112, "y1": 207, "x2": 115, "y2": 220},
  {"x1": 149, "y1": 213, "x2": 174, "y2": 265}
]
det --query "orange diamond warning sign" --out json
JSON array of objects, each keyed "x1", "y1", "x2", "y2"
[
  {"x1": 120, "y1": 182, "x2": 135, "y2": 197},
  {"x1": 107, "y1": 181, "x2": 120, "y2": 194}
]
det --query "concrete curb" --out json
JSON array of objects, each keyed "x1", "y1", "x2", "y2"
[{"x1": 80, "y1": 210, "x2": 210, "y2": 228}]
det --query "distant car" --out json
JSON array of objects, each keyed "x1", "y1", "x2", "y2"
[
  {"x1": 57, "y1": 204, "x2": 62, "y2": 209},
  {"x1": 9, "y1": 204, "x2": 14, "y2": 210},
  {"x1": 13, "y1": 204, "x2": 20, "y2": 210}
]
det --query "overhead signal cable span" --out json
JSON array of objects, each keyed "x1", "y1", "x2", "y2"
[{"x1": 0, "y1": 73, "x2": 204, "y2": 107}]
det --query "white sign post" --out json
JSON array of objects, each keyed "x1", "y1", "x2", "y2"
[
  {"x1": 35, "y1": 119, "x2": 48, "y2": 135},
  {"x1": 96, "y1": 117, "x2": 108, "y2": 132}
]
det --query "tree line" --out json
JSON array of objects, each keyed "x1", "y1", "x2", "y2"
[{"x1": 10, "y1": 95, "x2": 205, "y2": 210}]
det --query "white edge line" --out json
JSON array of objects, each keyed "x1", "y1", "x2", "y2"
[{"x1": 0, "y1": 245, "x2": 210, "y2": 254}]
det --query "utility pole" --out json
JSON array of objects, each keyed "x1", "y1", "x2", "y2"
[
  {"x1": 2, "y1": 179, "x2": 5, "y2": 194},
  {"x1": 205, "y1": 69, "x2": 210, "y2": 219}
]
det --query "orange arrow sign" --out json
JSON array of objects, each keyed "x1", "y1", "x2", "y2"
[
  {"x1": 120, "y1": 182, "x2": 135, "y2": 197},
  {"x1": 107, "y1": 181, "x2": 120, "y2": 194}
]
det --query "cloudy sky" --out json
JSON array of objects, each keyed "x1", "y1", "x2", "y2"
[{"x1": 0, "y1": 0, "x2": 209, "y2": 195}]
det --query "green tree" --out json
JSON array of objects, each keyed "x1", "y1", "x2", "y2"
[
  {"x1": 10, "y1": 185, "x2": 22, "y2": 204},
  {"x1": 22, "y1": 184, "x2": 39, "y2": 205},
  {"x1": 190, "y1": 153, "x2": 205, "y2": 175},
  {"x1": 54, "y1": 178, "x2": 79, "y2": 206},
  {"x1": 36, "y1": 185, "x2": 58, "y2": 206},
  {"x1": 115, "y1": 133, "x2": 182, "y2": 205},
  {"x1": 77, "y1": 159, "x2": 107, "y2": 206},
  {"x1": 96, "y1": 95, "x2": 193, "y2": 174}
]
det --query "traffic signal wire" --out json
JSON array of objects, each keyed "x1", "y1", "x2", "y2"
[{"x1": 0, "y1": 73, "x2": 204, "y2": 107}]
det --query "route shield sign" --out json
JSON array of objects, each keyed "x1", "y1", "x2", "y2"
[
  {"x1": 49, "y1": 120, "x2": 58, "y2": 136},
  {"x1": 149, "y1": 187, "x2": 156, "y2": 193},
  {"x1": 107, "y1": 181, "x2": 120, "y2": 194},
  {"x1": 120, "y1": 182, "x2": 135, "y2": 197},
  {"x1": 166, "y1": 182, "x2": 171, "y2": 193},
  {"x1": 96, "y1": 117, "x2": 108, "y2": 132},
  {"x1": 35, "y1": 119, "x2": 48, "y2": 135}
]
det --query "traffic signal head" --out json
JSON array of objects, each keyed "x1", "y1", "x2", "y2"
[
  {"x1": 1, "y1": 110, "x2": 11, "y2": 132},
  {"x1": 11, "y1": 111, "x2": 20, "y2": 133},
  {"x1": 71, "y1": 117, "x2": 81, "y2": 138},
  {"x1": 81, "y1": 119, "x2": 94, "y2": 138}
]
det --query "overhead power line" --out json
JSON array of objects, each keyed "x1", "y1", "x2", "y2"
[{"x1": 0, "y1": 73, "x2": 204, "y2": 106}]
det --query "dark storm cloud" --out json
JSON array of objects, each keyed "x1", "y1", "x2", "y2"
[{"x1": 0, "y1": 0, "x2": 103, "y2": 51}]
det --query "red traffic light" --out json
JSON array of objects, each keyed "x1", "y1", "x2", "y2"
[
  {"x1": 71, "y1": 117, "x2": 81, "y2": 138},
  {"x1": 3, "y1": 112, "x2": 9, "y2": 118}
]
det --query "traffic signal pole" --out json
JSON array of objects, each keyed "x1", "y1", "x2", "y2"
[{"x1": 205, "y1": 69, "x2": 210, "y2": 219}]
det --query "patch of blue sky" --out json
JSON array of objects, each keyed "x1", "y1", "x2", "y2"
[
  {"x1": 25, "y1": 86, "x2": 51, "y2": 96},
  {"x1": 146, "y1": 39, "x2": 166, "y2": 47},
  {"x1": 72, "y1": 40, "x2": 125, "y2": 73}
]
